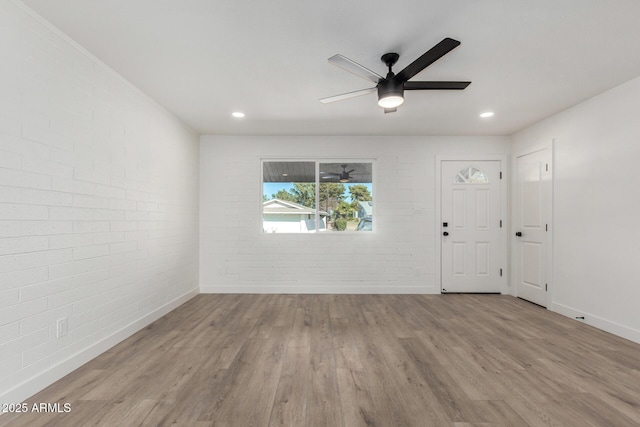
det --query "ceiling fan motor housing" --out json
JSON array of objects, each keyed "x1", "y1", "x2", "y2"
[{"x1": 377, "y1": 78, "x2": 404, "y2": 107}]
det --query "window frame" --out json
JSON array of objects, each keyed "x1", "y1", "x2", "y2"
[{"x1": 260, "y1": 158, "x2": 375, "y2": 234}]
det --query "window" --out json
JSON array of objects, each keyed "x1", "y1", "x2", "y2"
[
  {"x1": 262, "y1": 160, "x2": 373, "y2": 233},
  {"x1": 454, "y1": 166, "x2": 488, "y2": 184}
]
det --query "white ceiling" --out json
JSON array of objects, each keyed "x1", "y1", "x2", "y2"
[{"x1": 20, "y1": 0, "x2": 640, "y2": 136}]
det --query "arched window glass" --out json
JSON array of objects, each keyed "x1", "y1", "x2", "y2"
[{"x1": 454, "y1": 166, "x2": 488, "y2": 184}]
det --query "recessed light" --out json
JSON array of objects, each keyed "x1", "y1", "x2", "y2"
[
  {"x1": 282, "y1": 173, "x2": 288, "y2": 177},
  {"x1": 480, "y1": 111, "x2": 494, "y2": 118},
  {"x1": 232, "y1": 112, "x2": 245, "y2": 118}
]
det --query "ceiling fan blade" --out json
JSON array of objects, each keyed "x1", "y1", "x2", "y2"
[
  {"x1": 384, "y1": 108, "x2": 397, "y2": 114},
  {"x1": 395, "y1": 38, "x2": 461, "y2": 82},
  {"x1": 319, "y1": 87, "x2": 376, "y2": 103},
  {"x1": 404, "y1": 81, "x2": 471, "y2": 90},
  {"x1": 346, "y1": 169, "x2": 356, "y2": 174},
  {"x1": 328, "y1": 54, "x2": 383, "y2": 84},
  {"x1": 320, "y1": 172, "x2": 341, "y2": 178}
]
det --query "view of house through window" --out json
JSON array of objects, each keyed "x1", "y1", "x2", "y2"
[{"x1": 262, "y1": 160, "x2": 373, "y2": 233}]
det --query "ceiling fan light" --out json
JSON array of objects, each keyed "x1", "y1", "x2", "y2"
[
  {"x1": 378, "y1": 95, "x2": 404, "y2": 109},
  {"x1": 339, "y1": 178, "x2": 349, "y2": 183}
]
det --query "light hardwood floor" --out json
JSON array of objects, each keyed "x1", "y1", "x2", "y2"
[{"x1": 2, "y1": 294, "x2": 640, "y2": 426}]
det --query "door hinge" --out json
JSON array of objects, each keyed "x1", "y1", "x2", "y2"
[
  {"x1": 545, "y1": 224, "x2": 548, "y2": 231},
  {"x1": 545, "y1": 283, "x2": 548, "y2": 292},
  {"x1": 545, "y1": 163, "x2": 549, "y2": 172},
  {"x1": 499, "y1": 171, "x2": 502, "y2": 179},
  {"x1": 500, "y1": 220, "x2": 503, "y2": 228},
  {"x1": 500, "y1": 268, "x2": 503, "y2": 277}
]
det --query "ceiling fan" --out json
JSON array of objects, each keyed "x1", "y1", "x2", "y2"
[
  {"x1": 320, "y1": 37, "x2": 471, "y2": 113},
  {"x1": 321, "y1": 164, "x2": 355, "y2": 183}
]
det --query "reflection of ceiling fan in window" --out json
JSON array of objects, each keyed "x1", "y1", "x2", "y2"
[{"x1": 320, "y1": 164, "x2": 356, "y2": 183}]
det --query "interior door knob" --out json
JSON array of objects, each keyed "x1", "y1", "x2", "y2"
[
  {"x1": 515, "y1": 232, "x2": 522, "y2": 237},
  {"x1": 443, "y1": 231, "x2": 449, "y2": 236}
]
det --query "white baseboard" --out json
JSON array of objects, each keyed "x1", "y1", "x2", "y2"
[
  {"x1": 552, "y1": 302, "x2": 640, "y2": 344},
  {"x1": 0, "y1": 288, "x2": 199, "y2": 406},
  {"x1": 199, "y1": 284, "x2": 439, "y2": 294}
]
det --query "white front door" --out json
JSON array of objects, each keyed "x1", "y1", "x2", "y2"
[
  {"x1": 514, "y1": 146, "x2": 552, "y2": 306},
  {"x1": 441, "y1": 160, "x2": 502, "y2": 293}
]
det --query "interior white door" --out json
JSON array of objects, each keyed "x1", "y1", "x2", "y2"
[
  {"x1": 441, "y1": 161, "x2": 502, "y2": 293},
  {"x1": 514, "y1": 147, "x2": 552, "y2": 306}
]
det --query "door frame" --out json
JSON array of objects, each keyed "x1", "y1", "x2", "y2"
[
  {"x1": 511, "y1": 140, "x2": 554, "y2": 307},
  {"x1": 436, "y1": 155, "x2": 508, "y2": 294}
]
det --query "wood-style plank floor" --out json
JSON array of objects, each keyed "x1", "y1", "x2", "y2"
[{"x1": 2, "y1": 294, "x2": 640, "y2": 426}]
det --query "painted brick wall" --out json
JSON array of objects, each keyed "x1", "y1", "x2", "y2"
[
  {"x1": 200, "y1": 135, "x2": 509, "y2": 294},
  {"x1": 0, "y1": 0, "x2": 199, "y2": 402}
]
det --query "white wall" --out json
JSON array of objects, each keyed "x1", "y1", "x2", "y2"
[
  {"x1": 200, "y1": 135, "x2": 509, "y2": 294},
  {"x1": 512, "y1": 75, "x2": 640, "y2": 343},
  {"x1": 0, "y1": 0, "x2": 199, "y2": 403}
]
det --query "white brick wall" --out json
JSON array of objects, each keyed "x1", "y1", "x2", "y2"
[
  {"x1": 200, "y1": 135, "x2": 508, "y2": 294},
  {"x1": 0, "y1": 0, "x2": 199, "y2": 403}
]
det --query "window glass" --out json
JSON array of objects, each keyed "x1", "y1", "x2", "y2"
[
  {"x1": 319, "y1": 162, "x2": 373, "y2": 232},
  {"x1": 454, "y1": 166, "x2": 488, "y2": 184},
  {"x1": 262, "y1": 161, "x2": 320, "y2": 233},
  {"x1": 262, "y1": 161, "x2": 373, "y2": 233}
]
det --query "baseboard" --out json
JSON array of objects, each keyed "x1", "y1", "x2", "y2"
[
  {"x1": 552, "y1": 302, "x2": 640, "y2": 344},
  {"x1": 200, "y1": 284, "x2": 439, "y2": 294},
  {"x1": 0, "y1": 288, "x2": 199, "y2": 405}
]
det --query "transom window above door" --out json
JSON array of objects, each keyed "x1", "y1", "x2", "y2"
[{"x1": 454, "y1": 166, "x2": 489, "y2": 184}]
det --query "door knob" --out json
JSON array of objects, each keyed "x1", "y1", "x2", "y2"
[
  {"x1": 515, "y1": 232, "x2": 522, "y2": 237},
  {"x1": 443, "y1": 231, "x2": 449, "y2": 236}
]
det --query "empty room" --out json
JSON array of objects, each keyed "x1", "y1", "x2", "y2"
[{"x1": 1, "y1": 0, "x2": 640, "y2": 425}]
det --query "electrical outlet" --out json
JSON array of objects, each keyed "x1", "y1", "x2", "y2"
[{"x1": 56, "y1": 317, "x2": 68, "y2": 338}]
